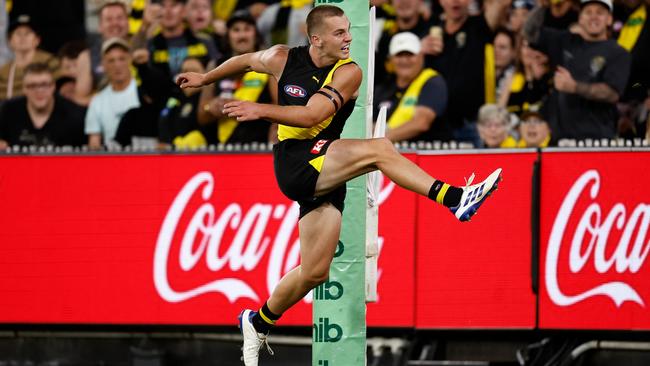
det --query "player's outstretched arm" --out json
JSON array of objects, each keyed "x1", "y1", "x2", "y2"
[
  {"x1": 223, "y1": 63, "x2": 362, "y2": 127},
  {"x1": 176, "y1": 45, "x2": 289, "y2": 89}
]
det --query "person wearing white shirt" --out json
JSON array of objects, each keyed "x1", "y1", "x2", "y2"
[{"x1": 85, "y1": 38, "x2": 140, "y2": 149}]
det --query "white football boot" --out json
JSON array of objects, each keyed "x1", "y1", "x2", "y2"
[
  {"x1": 450, "y1": 168, "x2": 502, "y2": 222},
  {"x1": 238, "y1": 309, "x2": 274, "y2": 366}
]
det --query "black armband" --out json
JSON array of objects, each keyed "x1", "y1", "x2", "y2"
[
  {"x1": 323, "y1": 85, "x2": 344, "y2": 106},
  {"x1": 316, "y1": 90, "x2": 340, "y2": 111}
]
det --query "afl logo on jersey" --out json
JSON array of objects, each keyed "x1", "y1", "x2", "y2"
[{"x1": 284, "y1": 85, "x2": 307, "y2": 98}]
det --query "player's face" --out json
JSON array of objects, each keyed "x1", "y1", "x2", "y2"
[
  {"x1": 319, "y1": 15, "x2": 352, "y2": 59},
  {"x1": 579, "y1": 3, "x2": 612, "y2": 38}
]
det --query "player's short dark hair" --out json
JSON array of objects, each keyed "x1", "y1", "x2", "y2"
[{"x1": 306, "y1": 5, "x2": 345, "y2": 38}]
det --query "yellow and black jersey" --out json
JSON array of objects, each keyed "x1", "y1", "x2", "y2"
[{"x1": 277, "y1": 45, "x2": 355, "y2": 141}]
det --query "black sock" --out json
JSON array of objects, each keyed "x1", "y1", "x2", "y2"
[
  {"x1": 428, "y1": 181, "x2": 463, "y2": 208},
  {"x1": 252, "y1": 302, "x2": 281, "y2": 334}
]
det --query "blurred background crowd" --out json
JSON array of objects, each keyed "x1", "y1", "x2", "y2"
[{"x1": 0, "y1": 0, "x2": 647, "y2": 151}]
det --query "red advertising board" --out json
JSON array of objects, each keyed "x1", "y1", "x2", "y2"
[
  {"x1": 539, "y1": 151, "x2": 650, "y2": 330},
  {"x1": 415, "y1": 151, "x2": 538, "y2": 329},
  {"x1": 0, "y1": 154, "x2": 415, "y2": 327}
]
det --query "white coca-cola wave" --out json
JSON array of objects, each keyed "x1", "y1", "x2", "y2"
[
  {"x1": 154, "y1": 171, "x2": 395, "y2": 304},
  {"x1": 547, "y1": 169, "x2": 648, "y2": 307},
  {"x1": 154, "y1": 172, "x2": 302, "y2": 303}
]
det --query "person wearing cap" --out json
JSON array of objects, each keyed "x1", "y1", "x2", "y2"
[
  {"x1": 177, "y1": 6, "x2": 502, "y2": 366},
  {"x1": 85, "y1": 38, "x2": 140, "y2": 150},
  {"x1": 0, "y1": 62, "x2": 86, "y2": 150},
  {"x1": 146, "y1": 0, "x2": 217, "y2": 80},
  {"x1": 517, "y1": 106, "x2": 551, "y2": 147},
  {"x1": 524, "y1": 0, "x2": 631, "y2": 141},
  {"x1": 374, "y1": 31, "x2": 450, "y2": 142},
  {"x1": 196, "y1": 10, "x2": 274, "y2": 144},
  {"x1": 0, "y1": 14, "x2": 59, "y2": 101},
  {"x1": 375, "y1": 0, "x2": 433, "y2": 85}
]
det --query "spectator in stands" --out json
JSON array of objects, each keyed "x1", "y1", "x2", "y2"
[
  {"x1": 257, "y1": 0, "x2": 312, "y2": 48},
  {"x1": 213, "y1": 0, "x2": 273, "y2": 24},
  {"x1": 477, "y1": 103, "x2": 517, "y2": 148},
  {"x1": 197, "y1": 11, "x2": 274, "y2": 144},
  {"x1": 375, "y1": 0, "x2": 433, "y2": 84},
  {"x1": 158, "y1": 56, "x2": 210, "y2": 149},
  {"x1": 540, "y1": 0, "x2": 580, "y2": 30},
  {"x1": 89, "y1": 1, "x2": 130, "y2": 87},
  {"x1": 186, "y1": 0, "x2": 214, "y2": 33},
  {"x1": 421, "y1": 0, "x2": 512, "y2": 147},
  {"x1": 0, "y1": 15, "x2": 59, "y2": 100},
  {"x1": 9, "y1": 0, "x2": 86, "y2": 55},
  {"x1": 185, "y1": 0, "x2": 225, "y2": 56},
  {"x1": 509, "y1": 0, "x2": 535, "y2": 35},
  {"x1": 146, "y1": 0, "x2": 217, "y2": 80},
  {"x1": 524, "y1": 0, "x2": 631, "y2": 141},
  {"x1": 0, "y1": 0, "x2": 11, "y2": 66},
  {"x1": 374, "y1": 32, "x2": 450, "y2": 142},
  {"x1": 57, "y1": 41, "x2": 93, "y2": 106},
  {"x1": 85, "y1": 38, "x2": 140, "y2": 150},
  {"x1": 501, "y1": 40, "x2": 552, "y2": 116},
  {"x1": 614, "y1": 0, "x2": 650, "y2": 138},
  {"x1": 494, "y1": 28, "x2": 517, "y2": 105},
  {"x1": 517, "y1": 106, "x2": 551, "y2": 147},
  {"x1": 0, "y1": 63, "x2": 86, "y2": 150}
]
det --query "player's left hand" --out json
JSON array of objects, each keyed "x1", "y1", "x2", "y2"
[{"x1": 223, "y1": 100, "x2": 262, "y2": 122}]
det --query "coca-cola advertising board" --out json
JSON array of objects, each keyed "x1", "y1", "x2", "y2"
[
  {"x1": 539, "y1": 151, "x2": 650, "y2": 330},
  {"x1": 415, "y1": 151, "x2": 538, "y2": 329},
  {"x1": 0, "y1": 154, "x2": 414, "y2": 326}
]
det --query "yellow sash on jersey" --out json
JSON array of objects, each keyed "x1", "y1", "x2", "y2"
[
  {"x1": 278, "y1": 58, "x2": 355, "y2": 141},
  {"x1": 484, "y1": 43, "x2": 496, "y2": 104},
  {"x1": 618, "y1": 5, "x2": 647, "y2": 51},
  {"x1": 218, "y1": 71, "x2": 269, "y2": 143},
  {"x1": 387, "y1": 68, "x2": 438, "y2": 129}
]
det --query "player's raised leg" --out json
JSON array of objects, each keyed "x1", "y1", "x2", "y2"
[{"x1": 316, "y1": 137, "x2": 502, "y2": 222}]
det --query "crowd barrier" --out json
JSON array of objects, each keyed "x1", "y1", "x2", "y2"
[{"x1": 0, "y1": 148, "x2": 648, "y2": 330}]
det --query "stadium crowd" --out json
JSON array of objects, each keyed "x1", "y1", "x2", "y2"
[{"x1": 0, "y1": 0, "x2": 647, "y2": 151}]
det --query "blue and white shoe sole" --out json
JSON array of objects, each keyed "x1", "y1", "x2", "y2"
[{"x1": 457, "y1": 174, "x2": 502, "y2": 222}]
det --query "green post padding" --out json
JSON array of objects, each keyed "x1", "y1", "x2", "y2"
[{"x1": 312, "y1": 1, "x2": 369, "y2": 365}]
